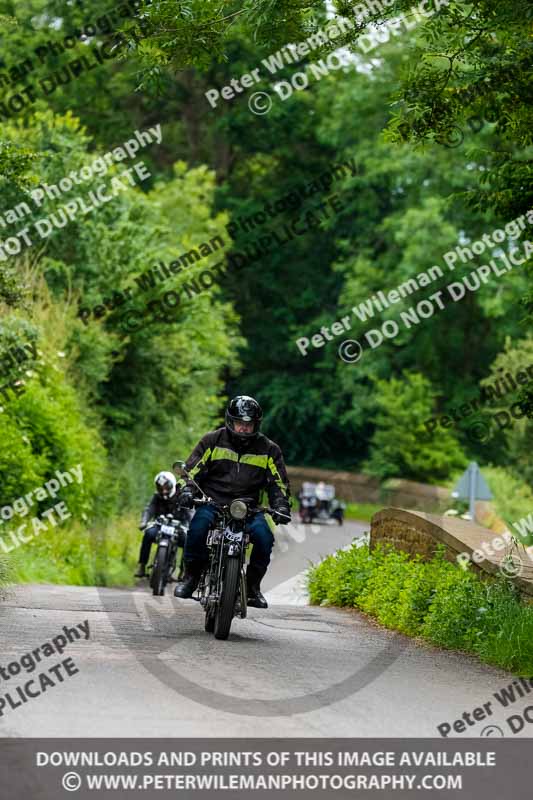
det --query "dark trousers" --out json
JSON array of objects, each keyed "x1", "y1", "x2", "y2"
[
  {"x1": 139, "y1": 524, "x2": 159, "y2": 565},
  {"x1": 184, "y1": 504, "x2": 274, "y2": 581}
]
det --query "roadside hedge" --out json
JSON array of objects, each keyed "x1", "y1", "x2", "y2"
[
  {"x1": 308, "y1": 542, "x2": 533, "y2": 674},
  {"x1": 0, "y1": 554, "x2": 10, "y2": 596}
]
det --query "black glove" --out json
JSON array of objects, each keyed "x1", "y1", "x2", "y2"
[
  {"x1": 179, "y1": 490, "x2": 194, "y2": 509},
  {"x1": 271, "y1": 507, "x2": 291, "y2": 525}
]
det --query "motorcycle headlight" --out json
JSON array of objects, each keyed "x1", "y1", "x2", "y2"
[{"x1": 230, "y1": 500, "x2": 248, "y2": 520}]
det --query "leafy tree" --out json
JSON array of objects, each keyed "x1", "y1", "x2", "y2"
[
  {"x1": 481, "y1": 336, "x2": 533, "y2": 484},
  {"x1": 0, "y1": 105, "x2": 241, "y2": 578},
  {"x1": 364, "y1": 371, "x2": 466, "y2": 481}
]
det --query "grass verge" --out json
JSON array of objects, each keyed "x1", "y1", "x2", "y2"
[
  {"x1": 0, "y1": 553, "x2": 10, "y2": 597},
  {"x1": 308, "y1": 542, "x2": 533, "y2": 675},
  {"x1": 5, "y1": 514, "x2": 139, "y2": 587},
  {"x1": 344, "y1": 502, "x2": 382, "y2": 522}
]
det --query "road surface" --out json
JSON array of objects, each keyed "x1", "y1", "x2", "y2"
[{"x1": 0, "y1": 519, "x2": 522, "y2": 738}]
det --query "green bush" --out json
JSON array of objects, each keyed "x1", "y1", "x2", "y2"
[
  {"x1": 420, "y1": 565, "x2": 489, "y2": 650},
  {"x1": 4, "y1": 366, "x2": 107, "y2": 519},
  {"x1": 308, "y1": 542, "x2": 533, "y2": 674},
  {"x1": 344, "y1": 503, "x2": 383, "y2": 522},
  {"x1": 363, "y1": 372, "x2": 467, "y2": 483},
  {"x1": 482, "y1": 467, "x2": 533, "y2": 546},
  {"x1": 0, "y1": 553, "x2": 10, "y2": 595},
  {"x1": 0, "y1": 113, "x2": 241, "y2": 593}
]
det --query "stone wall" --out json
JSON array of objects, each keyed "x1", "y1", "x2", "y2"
[
  {"x1": 287, "y1": 466, "x2": 449, "y2": 512},
  {"x1": 287, "y1": 466, "x2": 380, "y2": 504},
  {"x1": 370, "y1": 507, "x2": 533, "y2": 597},
  {"x1": 371, "y1": 511, "x2": 455, "y2": 562}
]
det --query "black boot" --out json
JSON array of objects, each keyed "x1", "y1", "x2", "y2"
[
  {"x1": 134, "y1": 563, "x2": 147, "y2": 578},
  {"x1": 174, "y1": 562, "x2": 203, "y2": 599},
  {"x1": 246, "y1": 565, "x2": 268, "y2": 609}
]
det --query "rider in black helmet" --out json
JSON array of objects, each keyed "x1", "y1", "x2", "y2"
[{"x1": 174, "y1": 395, "x2": 291, "y2": 608}]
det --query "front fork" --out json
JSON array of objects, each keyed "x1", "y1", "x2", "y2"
[
  {"x1": 202, "y1": 533, "x2": 248, "y2": 619},
  {"x1": 239, "y1": 563, "x2": 248, "y2": 619}
]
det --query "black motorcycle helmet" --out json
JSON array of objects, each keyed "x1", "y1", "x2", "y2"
[{"x1": 225, "y1": 395, "x2": 263, "y2": 445}]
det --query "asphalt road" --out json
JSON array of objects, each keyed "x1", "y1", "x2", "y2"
[{"x1": 0, "y1": 519, "x2": 524, "y2": 738}]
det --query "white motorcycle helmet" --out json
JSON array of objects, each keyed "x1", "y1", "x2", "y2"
[{"x1": 154, "y1": 471, "x2": 177, "y2": 499}]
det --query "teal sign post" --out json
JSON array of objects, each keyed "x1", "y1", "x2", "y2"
[{"x1": 452, "y1": 462, "x2": 493, "y2": 521}]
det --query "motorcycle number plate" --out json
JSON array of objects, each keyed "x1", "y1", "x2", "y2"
[
  {"x1": 225, "y1": 531, "x2": 243, "y2": 543},
  {"x1": 160, "y1": 525, "x2": 175, "y2": 535}
]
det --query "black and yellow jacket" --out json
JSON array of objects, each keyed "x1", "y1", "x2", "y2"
[{"x1": 178, "y1": 427, "x2": 291, "y2": 512}]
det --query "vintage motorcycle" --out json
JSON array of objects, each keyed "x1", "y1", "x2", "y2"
[
  {"x1": 298, "y1": 481, "x2": 345, "y2": 526},
  {"x1": 149, "y1": 513, "x2": 188, "y2": 597},
  {"x1": 298, "y1": 482, "x2": 318, "y2": 524},
  {"x1": 173, "y1": 461, "x2": 289, "y2": 640}
]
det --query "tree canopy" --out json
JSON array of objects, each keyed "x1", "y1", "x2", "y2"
[{"x1": 0, "y1": 0, "x2": 531, "y2": 580}]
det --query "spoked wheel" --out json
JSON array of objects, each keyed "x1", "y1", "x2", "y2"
[
  {"x1": 166, "y1": 553, "x2": 178, "y2": 584},
  {"x1": 150, "y1": 546, "x2": 167, "y2": 596},
  {"x1": 205, "y1": 606, "x2": 216, "y2": 632},
  {"x1": 214, "y1": 558, "x2": 240, "y2": 640}
]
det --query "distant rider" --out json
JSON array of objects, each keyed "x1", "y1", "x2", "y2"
[
  {"x1": 315, "y1": 481, "x2": 329, "y2": 515},
  {"x1": 135, "y1": 471, "x2": 190, "y2": 578},
  {"x1": 174, "y1": 395, "x2": 291, "y2": 608}
]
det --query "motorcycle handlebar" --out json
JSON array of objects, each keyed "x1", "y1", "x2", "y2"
[
  {"x1": 259, "y1": 507, "x2": 291, "y2": 521},
  {"x1": 190, "y1": 499, "x2": 290, "y2": 521}
]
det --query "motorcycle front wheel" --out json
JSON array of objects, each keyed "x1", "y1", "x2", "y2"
[
  {"x1": 151, "y1": 546, "x2": 167, "y2": 596},
  {"x1": 214, "y1": 557, "x2": 240, "y2": 640}
]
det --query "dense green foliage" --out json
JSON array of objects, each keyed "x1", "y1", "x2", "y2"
[
  {"x1": 9, "y1": 513, "x2": 139, "y2": 586},
  {"x1": 308, "y1": 543, "x2": 533, "y2": 673},
  {"x1": 0, "y1": 0, "x2": 530, "y2": 584},
  {"x1": 344, "y1": 502, "x2": 383, "y2": 523},
  {"x1": 0, "y1": 552, "x2": 9, "y2": 593},
  {"x1": 483, "y1": 467, "x2": 533, "y2": 539},
  {"x1": 127, "y1": 0, "x2": 531, "y2": 472},
  {"x1": 364, "y1": 372, "x2": 466, "y2": 481}
]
